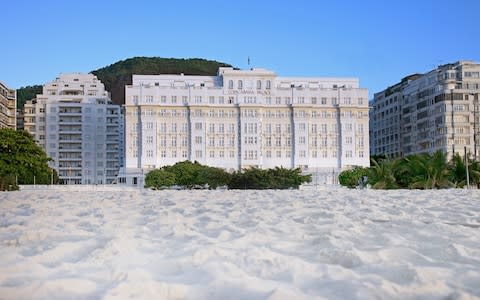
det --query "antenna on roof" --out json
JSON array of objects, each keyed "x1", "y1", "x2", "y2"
[{"x1": 248, "y1": 56, "x2": 251, "y2": 67}]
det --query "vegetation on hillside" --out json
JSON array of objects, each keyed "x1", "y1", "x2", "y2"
[
  {"x1": 339, "y1": 151, "x2": 480, "y2": 189},
  {"x1": 145, "y1": 161, "x2": 311, "y2": 190},
  {"x1": 92, "y1": 57, "x2": 232, "y2": 105},
  {"x1": 0, "y1": 129, "x2": 59, "y2": 190},
  {"x1": 16, "y1": 85, "x2": 42, "y2": 110},
  {"x1": 16, "y1": 57, "x2": 232, "y2": 108}
]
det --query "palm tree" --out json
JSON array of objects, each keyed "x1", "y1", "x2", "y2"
[
  {"x1": 469, "y1": 159, "x2": 480, "y2": 188},
  {"x1": 450, "y1": 153, "x2": 480, "y2": 188},
  {"x1": 406, "y1": 151, "x2": 453, "y2": 189},
  {"x1": 368, "y1": 157, "x2": 400, "y2": 189},
  {"x1": 448, "y1": 154, "x2": 468, "y2": 188}
]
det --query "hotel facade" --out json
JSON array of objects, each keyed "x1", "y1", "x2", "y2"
[
  {"x1": 0, "y1": 81, "x2": 16, "y2": 129},
  {"x1": 122, "y1": 67, "x2": 369, "y2": 186},
  {"x1": 370, "y1": 61, "x2": 480, "y2": 159},
  {"x1": 23, "y1": 73, "x2": 122, "y2": 184}
]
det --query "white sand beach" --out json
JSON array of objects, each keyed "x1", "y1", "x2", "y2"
[{"x1": 1, "y1": 188, "x2": 479, "y2": 299}]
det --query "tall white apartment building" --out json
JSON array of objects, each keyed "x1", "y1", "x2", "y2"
[
  {"x1": 121, "y1": 67, "x2": 369, "y2": 186},
  {"x1": 0, "y1": 81, "x2": 16, "y2": 129},
  {"x1": 23, "y1": 73, "x2": 122, "y2": 184},
  {"x1": 371, "y1": 61, "x2": 480, "y2": 159}
]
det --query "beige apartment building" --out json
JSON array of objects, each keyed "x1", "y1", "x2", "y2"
[
  {"x1": 0, "y1": 81, "x2": 16, "y2": 129},
  {"x1": 370, "y1": 61, "x2": 480, "y2": 159}
]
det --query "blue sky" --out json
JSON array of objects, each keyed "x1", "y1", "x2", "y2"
[{"x1": 2, "y1": 0, "x2": 479, "y2": 98}]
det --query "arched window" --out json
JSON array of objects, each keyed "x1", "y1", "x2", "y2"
[
  {"x1": 266, "y1": 80, "x2": 271, "y2": 90},
  {"x1": 238, "y1": 80, "x2": 243, "y2": 89},
  {"x1": 228, "y1": 80, "x2": 233, "y2": 89},
  {"x1": 257, "y1": 80, "x2": 262, "y2": 90}
]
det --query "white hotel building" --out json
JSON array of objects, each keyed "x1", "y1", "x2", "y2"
[
  {"x1": 122, "y1": 67, "x2": 369, "y2": 186},
  {"x1": 24, "y1": 74, "x2": 122, "y2": 184}
]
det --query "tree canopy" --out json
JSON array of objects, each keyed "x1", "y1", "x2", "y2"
[
  {"x1": 339, "y1": 151, "x2": 480, "y2": 189},
  {"x1": 0, "y1": 128, "x2": 58, "y2": 190},
  {"x1": 145, "y1": 161, "x2": 311, "y2": 190}
]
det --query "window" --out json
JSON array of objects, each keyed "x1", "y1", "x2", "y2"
[
  {"x1": 146, "y1": 95, "x2": 153, "y2": 103},
  {"x1": 209, "y1": 96, "x2": 215, "y2": 104},
  {"x1": 195, "y1": 136, "x2": 202, "y2": 144},
  {"x1": 276, "y1": 137, "x2": 281, "y2": 146},
  {"x1": 195, "y1": 123, "x2": 202, "y2": 130},
  {"x1": 299, "y1": 136, "x2": 305, "y2": 144},
  {"x1": 195, "y1": 150, "x2": 203, "y2": 158},
  {"x1": 172, "y1": 96, "x2": 177, "y2": 103},
  {"x1": 228, "y1": 80, "x2": 233, "y2": 89},
  {"x1": 311, "y1": 97, "x2": 317, "y2": 104},
  {"x1": 265, "y1": 137, "x2": 272, "y2": 146},
  {"x1": 161, "y1": 96, "x2": 166, "y2": 103},
  {"x1": 266, "y1": 80, "x2": 271, "y2": 90},
  {"x1": 257, "y1": 80, "x2": 262, "y2": 90},
  {"x1": 160, "y1": 136, "x2": 167, "y2": 147},
  {"x1": 238, "y1": 80, "x2": 243, "y2": 89}
]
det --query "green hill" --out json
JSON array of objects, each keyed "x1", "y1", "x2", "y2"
[{"x1": 16, "y1": 57, "x2": 232, "y2": 108}]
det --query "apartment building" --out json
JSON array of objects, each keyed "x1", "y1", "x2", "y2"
[
  {"x1": 0, "y1": 81, "x2": 16, "y2": 129},
  {"x1": 370, "y1": 60, "x2": 480, "y2": 159},
  {"x1": 23, "y1": 73, "x2": 122, "y2": 184},
  {"x1": 120, "y1": 67, "x2": 369, "y2": 186}
]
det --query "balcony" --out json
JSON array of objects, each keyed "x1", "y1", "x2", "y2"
[
  {"x1": 59, "y1": 109, "x2": 82, "y2": 115},
  {"x1": 59, "y1": 135, "x2": 82, "y2": 142},
  {"x1": 58, "y1": 156, "x2": 82, "y2": 161},
  {"x1": 59, "y1": 118, "x2": 82, "y2": 124}
]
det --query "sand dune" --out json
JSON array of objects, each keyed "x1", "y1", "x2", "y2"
[{"x1": 1, "y1": 188, "x2": 479, "y2": 299}]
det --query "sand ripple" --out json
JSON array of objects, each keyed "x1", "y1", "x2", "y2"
[{"x1": 0, "y1": 189, "x2": 479, "y2": 299}]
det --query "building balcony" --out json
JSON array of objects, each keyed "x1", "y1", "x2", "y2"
[
  {"x1": 58, "y1": 165, "x2": 82, "y2": 170},
  {"x1": 59, "y1": 119, "x2": 82, "y2": 124},
  {"x1": 59, "y1": 110, "x2": 82, "y2": 116},
  {"x1": 59, "y1": 138, "x2": 82, "y2": 143},
  {"x1": 58, "y1": 156, "x2": 82, "y2": 161},
  {"x1": 59, "y1": 128, "x2": 82, "y2": 133}
]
